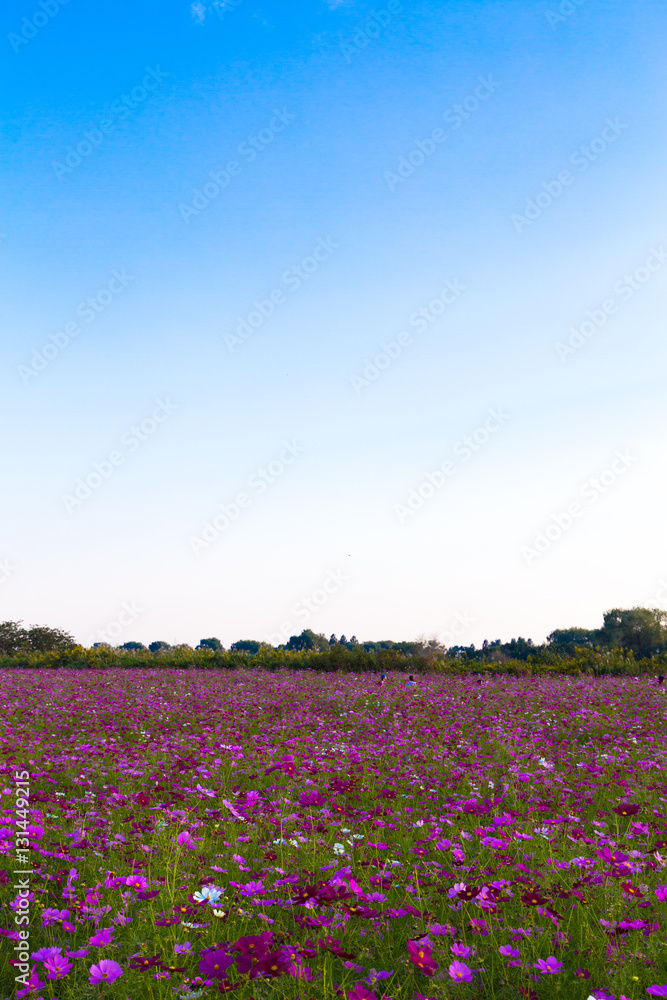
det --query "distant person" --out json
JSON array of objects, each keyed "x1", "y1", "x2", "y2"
[
  {"x1": 658, "y1": 674, "x2": 664, "y2": 685},
  {"x1": 476, "y1": 677, "x2": 482, "y2": 685},
  {"x1": 378, "y1": 672, "x2": 387, "y2": 688},
  {"x1": 405, "y1": 674, "x2": 416, "y2": 691}
]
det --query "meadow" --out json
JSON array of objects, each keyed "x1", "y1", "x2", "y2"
[{"x1": 1, "y1": 668, "x2": 666, "y2": 1000}]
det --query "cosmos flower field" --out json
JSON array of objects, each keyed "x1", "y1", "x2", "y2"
[{"x1": 1, "y1": 669, "x2": 667, "y2": 1000}]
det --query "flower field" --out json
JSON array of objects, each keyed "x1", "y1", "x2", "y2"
[{"x1": 1, "y1": 669, "x2": 666, "y2": 1000}]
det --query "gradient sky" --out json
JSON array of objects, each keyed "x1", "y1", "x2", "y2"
[{"x1": 2, "y1": 0, "x2": 666, "y2": 648}]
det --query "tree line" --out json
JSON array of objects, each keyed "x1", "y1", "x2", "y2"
[{"x1": 1, "y1": 607, "x2": 666, "y2": 662}]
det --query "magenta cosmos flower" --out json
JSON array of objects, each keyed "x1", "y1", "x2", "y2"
[
  {"x1": 88, "y1": 959, "x2": 123, "y2": 985},
  {"x1": 89, "y1": 927, "x2": 114, "y2": 947},
  {"x1": 198, "y1": 947, "x2": 235, "y2": 979},
  {"x1": 407, "y1": 941, "x2": 438, "y2": 977},
  {"x1": 646, "y1": 988, "x2": 667, "y2": 997},
  {"x1": 499, "y1": 945, "x2": 521, "y2": 958},
  {"x1": 44, "y1": 953, "x2": 73, "y2": 979},
  {"x1": 347, "y1": 985, "x2": 377, "y2": 1000},
  {"x1": 534, "y1": 957, "x2": 563, "y2": 974},
  {"x1": 177, "y1": 830, "x2": 196, "y2": 849},
  {"x1": 448, "y1": 960, "x2": 473, "y2": 983}
]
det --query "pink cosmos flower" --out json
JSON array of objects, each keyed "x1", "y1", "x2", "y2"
[
  {"x1": 15, "y1": 967, "x2": 45, "y2": 999},
  {"x1": 499, "y1": 945, "x2": 521, "y2": 958},
  {"x1": 32, "y1": 947, "x2": 63, "y2": 962},
  {"x1": 41, "y1": 907, "x2": 70, "y2": 927},
  {"x1": 89, "y1": 928, "x2": 114, "y2": 947},
  {"x1": 448, "y1": 960, "x2": 473, "y2": 983},
  {"x1": 44, "y1": 954, "x2": 73, "y2": 979},
  {"x1": 88, "y1": 959, "x2": 123, "y2": 985},
  {"x1": 451, "y1": 943, "x2": 474, "y2": 958},
  {"x1": 125, "y1": 875, "x2": 149, "y2": 891},
  {"x1": 407, "y1": 940, "x2": 438, "y2": 977},
  {"x1": 655, "y1": 886, "x2": 667, "y2": 902},
  {"x1": 176, "y1": 831, "x2": 196, "y2": 849},
  {"x1": 646, "y1": 988, "x2": 667, "y2": 997},
  {"x1": 533, "y1": 957, "x2": 563, "y2": 974},
  {"x1": 347, "y1": 985, "x2": 377, "y2": 1000},
  {"x1": 199, "y1": 947, "x2": 235, "y2": 979}
]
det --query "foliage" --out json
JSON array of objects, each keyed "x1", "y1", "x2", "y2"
[{"x1": 0, "y1": 620, "x2": 75, "y2": 655}]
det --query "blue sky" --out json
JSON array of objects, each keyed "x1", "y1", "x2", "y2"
[{"x1": 2, "y1": 0, "x2": 666, "y2": 648}]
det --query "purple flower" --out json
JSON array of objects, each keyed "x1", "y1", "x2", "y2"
[
  {"x1": 16, "y1": 967, "x2": 45, "y2": 999},
  {"x1": 451, "y1": 943, "x2": 474, "y2": 959},
  {"x1": 499, "y1": 945, "x2": 521, "y2": 958},
  {"x1": 88, "y1": 959, "x2": 123, "y2": 985},
  {"x1": 125, "y1": 875, "x2": 149, "y2": 891},
  {"x1": 647, "y1": 988, "x2": 667, "y2": 998},
  {"x1": 199, "y1": 947, "x2": 235, "y2": 979},
  {"x1": 177, "y1": 830, "x2": 196, "y2": 849},
  {"x1": 533, "y1": 957, "x2": 563, "y2": 974},
  {"x1": 89, "y1": 927, "x2": 114, "y2": 947},
  {"x1": 592, "y1": 991, "x2": 616, "y2": 1000},
  {"x1": 31, "y1": 947, "x2": 63, "y2": 962},
  {"x1": 428, "y1": 923, "x2": 453, "y2": 936},
  {"x1": 448, "y1": 960, "x2": 473, "y2": 983},
  {"x1": 44, "y1": 954, "x2": 73, "y2": 979},
  {"x1": 347, "y1": 985, "x2": 376, "y2": 1000},
  {"x1": 41, "y1": 907, "x2": 70, "y2": 927},
  {"x1": 174, "y1": 941, "x2": 192, "y2": 954},
  {"x1": 655, "y1": 887, "x2": 667, "y2": 902},
  {"x1": 66, "y1": 948, "x2": 90, "y2": 958}
]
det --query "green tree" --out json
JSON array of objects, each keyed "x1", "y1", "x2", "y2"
[
  {"x1": 546, "y1": 627, "x2": 597, "y2": 657},
  {"x1": 149, "y1": 641, "x2": 172, "y2": 653},
  {"x1": 597, "y1": 607, "x2": 667, "y2": 658},
  {"x1": 285, "y1": 629, "x2": 328, "y2": 652},
  {"x1": 198, "y1": 637, "x2": 223, "y2": 651},
  {"x1": 230, "y1": 640, "x2": 260, "y2": 653},
  {"x1": 26, "y1": 624, "x2": 75, "y2": 652},
  {"x1": 0, "y1": 621, "x2": 28, "y2": 655},
  {"x1": 0, "y1": 621, "x2": 75, "y2": 653},
  {"x1": 119, "y1": 641, "x2": 147, "y2": 651}
]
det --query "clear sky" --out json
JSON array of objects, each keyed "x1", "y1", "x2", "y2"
[{"x1": 2, "y1": 0, "x2": 666, "y2": 648}]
